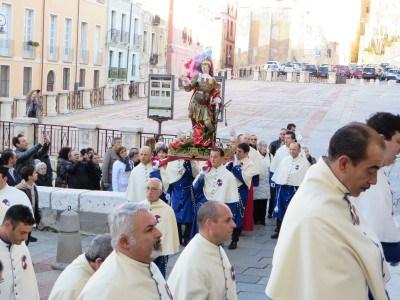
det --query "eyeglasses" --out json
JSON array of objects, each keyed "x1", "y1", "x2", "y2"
[{"x1": 146, "y1": 187, "x2": 161, "y2": 191}]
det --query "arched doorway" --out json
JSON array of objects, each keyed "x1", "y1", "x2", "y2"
[{"x1": 46, "y1": 70, "x2": 55, "y2": 92}]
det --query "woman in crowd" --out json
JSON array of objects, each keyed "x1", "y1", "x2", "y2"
[
  {"x1": 112, "y1": 146, "x2": 133, "y2": 192},
  {"x1": 55, "y1": 147, "x2": 72, "y2": 188}
]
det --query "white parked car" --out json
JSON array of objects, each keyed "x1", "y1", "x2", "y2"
[{"x1": 264, "y1": 61, "x2": 281, "y2": 70}]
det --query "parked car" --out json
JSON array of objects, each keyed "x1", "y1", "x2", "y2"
[
  {"x1": 304, "y1": 64, "x2": 318, "y2": 76},
  {"x1": 318, "y1": 66, "x2": 330, "y2": 78},
  {"x1": 382, "y1": 69, "x2": 400, "y2": 82},
  {"x1": 334, "y1": 65, "x2": 351, "y2": 78},
  {"x1": 264, "y1": 61, "x2": 280, "y2": 70},
  {"x1": 362, "y1": 67, "x2": 378, "y2": 80},
  {"x1": 352, "y1": 67, "x2": 363, "y2": 79},
  {"x1": 280, "y1": 63, "x2": 295, "y2": 74}
]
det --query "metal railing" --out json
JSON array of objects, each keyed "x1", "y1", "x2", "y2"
[
  {"x1": 0, "y1": 39, "x2": 13, "y2": 57},
  {"x1": 67, "y1": 91, "x2": 84, "y2": 111},
  {"x1": 23, "y1": 42, "x2": 37, "y2": 59},
  {"x1": 94, "y1": 51, "x2": 103, "y2": 65},
  {"x1": 97, "y1": 128, "x2": 121, "y2": 158},
  {"x1": 48, "y1": 46, "x2": 59, "y2": 61},
  {"x1": 109, "y1": 29, "x2": 121, "y2": 43},
  {"x1": 128, "y1": 81, "x2": 138, "y2": 98},
  {"x1": 113, "y1": 84, "x2": 123, "y2": 102},
  {"x1": 90, "y1": 87, "x2": 105, "y2": 107},
  {"x1": 63, "y1": 48, "x2": 74, "y2": 62},
  {"x1": 80, "y1": 49, "x2": 89, "y2": 64},
  {"x1": 34, "y1": 123, "x2": 79, "y2": 156},
  {"x1": 0, "y1": 121, "x2": 14, "y2": 150},
  {"x1": 121, "y1": 31, "x2": 129, "y2": 44},
  {"x1": 235, "y1": 69, "x2": 330, "y2": 84},
  {"x1": 139, "y1": 132, "x2": 177, "y2": 148}
]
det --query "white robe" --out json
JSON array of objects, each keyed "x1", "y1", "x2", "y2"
[
  {"x1": 166, "y1": 159, "x2": 198, "y2": 184},
  {"x1": 126, "y1": 163, "x2": 153, "y2": 202},
  {"x1": 0, "y1": 184, "x2": 33, "y2": 213},
  {"x1": 0, "y1": 238, "x2": 40, "y2": 300},
  {"x1": 352, "y1": 168, "x2": 400, "y2": 242},
  {"x1": 167, "y1": 233, "x2": 237, "y2": 300},
  {"x1": 271, "y1": 155, "x2": 310, "y2": 186},
  {"x1": 266, "y1": 158, "x2": 390, "y2": 300},
  {"x1": 236, "y1": 157, "x2": 257, "y2": 188},
  {"x1": 78, "y1": 250, "x2": 172, "y2": 300},
  {"x1": 269, "y1": 145, "x2": 289, "y2": 173},
  {"x1": 48, "y1": 254, "x2": 94, "y2": 300},
  {"x1": 248, "y1": 146, "x2": 262, "y2": 175},
  {"x1": 195, "y1": 164, "x2": 239, "y2": 203},
  {"x1": 144, "y1": 199, "x2": 180, "y2": 256},
  {"x1": 254, "y1": 154, "x2": 272, "y2": 200},
  {"x1": 0, "y1": 202, "x2": 7, "y2": 222}
]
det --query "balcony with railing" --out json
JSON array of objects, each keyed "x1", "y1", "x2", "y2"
[
  {"x1": 121, "y1": 31, "x2": 129, "y2": 44},
  {"x1": 0, "y1": 39, "x2": 13, "y2": 57},
  {"x1": 149, "y1": 54, "x2": 158, "y2": 65},
  {"x1": 80, "y1": 49, "x2": 89, "y2": 64},
  {"x1": 109, "y1": 29, "x2": 121, "y2": 44},
  {"x1": 48, "y1": 46, "x2": 59, "y2": 61},
  {"x1": 133, "y1": 34, "x2": 142, "y2": 49},
  {"x1": 94, "y1": 51, "x2": 103, "y2": 65},
  {"x1": 108, "y1": 67, "x2": 127, "y2": 80},
  {"x1": 23, "y1": 42, "x2": 37, "y2": 59},
  {"x1": 63, "y1": 47, "x2": 74, "y2": 63}
]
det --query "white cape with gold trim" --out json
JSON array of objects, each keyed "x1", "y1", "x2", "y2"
[{"x1": 266, "y1": 158, "x2": 390, "y2": 300}]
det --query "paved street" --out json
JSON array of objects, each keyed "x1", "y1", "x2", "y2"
[
  {"x1": 44, "y1": 79, "x2": 400, "y2": 157},
  {"x1": 34, "y1": 80, "x2": 400, "y2": 299}
]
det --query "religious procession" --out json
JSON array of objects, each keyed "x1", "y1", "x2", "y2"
[{"x1": 0, "y1": 50, "x2": 399, "y2": 300}]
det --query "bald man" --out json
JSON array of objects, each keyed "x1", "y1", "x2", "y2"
[
  {"x1": 168, "y1": 201, "x2": 237, "y2": 299},
  {"x1": 126, "y1": 146, "x2": 156, "y2": 202}
]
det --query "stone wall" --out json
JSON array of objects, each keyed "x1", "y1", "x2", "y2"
[{"x1": 38, "y1": 186, "x2": 128, "y2": 234}]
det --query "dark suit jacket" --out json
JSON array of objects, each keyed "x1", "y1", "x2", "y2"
[
  {"x1": 4, "y1": 167, "x2": 21, "y2": 186},
  {"x1": 20, "y1": 185, "x2": 41, "y2": 225}
]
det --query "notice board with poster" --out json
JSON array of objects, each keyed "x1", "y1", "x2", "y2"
[
  {"x1": 214, "y1": 76, "x2": 225, "y2": 122},
  {"x1": 147, "y1": 74, "x2": 175, "y2": 120}
]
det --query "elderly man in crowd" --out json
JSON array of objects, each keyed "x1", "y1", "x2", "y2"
[
  {"x1": 0, "y1": 205, "x2": 40, "y2": 299},
  {"x1": 266, "y1": 123, "x2": 390, "y2": 300},
  {"x1": 78, "y1": 202, "x2": 171, "y2": 299},
  {"x1": 142, "y1": 178, "x2": 179, "y2": 277},
  {"x1": 48, "y1": 234, "x2": 113, "y2": 300},
  {"x1": 168, "y1": 201, "x2": 237, "y2": 300},
  {"x1": 126, "y1": 146, "x2": 158, "y2": 202}
]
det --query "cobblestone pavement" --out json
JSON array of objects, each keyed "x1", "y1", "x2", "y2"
[{"x1": 35, "y1": 80, "x2": 400, "y2": 299}]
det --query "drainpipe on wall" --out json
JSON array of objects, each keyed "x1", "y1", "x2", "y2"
[
  {"x1": 126, "y1": 2, "x2": 133, "y2": 82},
  {"x1": 74, "y1": 0, "x2": 81, "y2": 92},
  {"x1": 40, "y1": 0, "x2": 45, "y2": 92}
]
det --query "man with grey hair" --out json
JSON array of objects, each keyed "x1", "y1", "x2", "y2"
[
  {"x1": 101, "y1": 136, "x2": 122, "y2": 191},
  {"x1": 48, "y1": 234, "x2": 112, "y2": 300},
  {"x1": 78, "y1": 202, "x2": 172, "y2": 300},
  {"x1": 168, "y1": 201, "x2": 238, "y2": 299}
]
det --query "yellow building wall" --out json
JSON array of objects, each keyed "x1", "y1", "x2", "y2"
[{"x1": 0, "y1": 0, "x2": 107, "y2": 98}]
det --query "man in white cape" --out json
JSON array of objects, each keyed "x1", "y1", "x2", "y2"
[
  {"x1": 353, "y1": 112, "x2": 400, "y2": 265},
  {"x1": 0, "y1": 205, "x2": 40, "y2": 300},
  {"x1": 0, "y1": 166, "x2": 33, "y2": 213},
  {"x1": 266, "y1": 123, "x2": 390, "y2": 300},
  {"x1": 270, "y1": 142, "x2": 310, "y2": 238},
  {"x1": 168, "y1": 201, "x2": 237, "y2": 300},
  {"x1": 48, "y1": 234, "x2": 113, "y2": 300},
  {"x1": 225, "y1": 143, "x2": 257, "y2": 249},
  {"x1": 142, "y1": 178, "x2": 179, "y2": 277},
  {"x1": 192, "y1": 148, "x2": 240, "y2": 245},
  {"x1": 78, "y1": 202, "x2": 173, "y2": 300},
  {"x1": 126, "y1": 146, "x2": 156, "y2": 202},
  {"x1": 166, "y1": 158, "x2": 198, "y2": 245}
]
